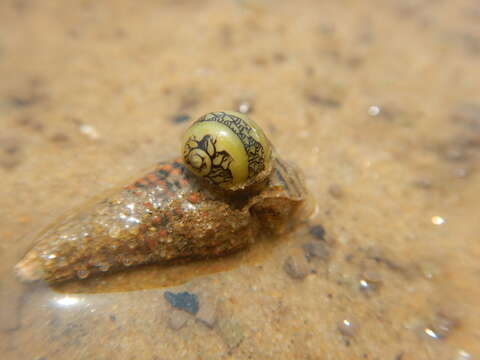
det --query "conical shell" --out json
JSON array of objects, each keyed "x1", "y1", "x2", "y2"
[{"x1": 15, "y1": 157, "x2": 308, "y2": 283}]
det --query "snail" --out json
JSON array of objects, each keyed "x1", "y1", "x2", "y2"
[
  {"x1": 15, "y1": 111, "x2": 310, "y2": 283},
  {"x1": 182, "y1": 111, "x2": 272, "y2": 190}
]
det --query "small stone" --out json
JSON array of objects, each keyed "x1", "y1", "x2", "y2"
[
  {"x1": 358, "y1": 278, "x2": 380, "y2": 293},
  {"x1": 308, "y1": 224, "x2": 326, "y2": 241},
  {"x1": 451, "y1": 103, "x2": 480, "y2": 130},
  {"x1": 9, "y1": 94, "x2": 41, "y2": 107},
  {"x1": 16, "y1": 116, "x2": 44, "y2": 132},
  {"x1": 283, "y1": 253, "x2": 311, "y2": 280},
  {"x1": 79, "y1": 123, "x2": 100, "y2": 140},
  {"x1": 164, "y1": 291, "x2": 199, "y2": 315},
  {"x1": 237, "y1": 100, "x2": 253, "y2": 114},
  {"x1": 217, "y1": 318, "x2": 244, "y2": 351},
  {"x1": 362, "y1": 270, "x2": 382, "y2": 283},
  {"x1": 50, "y1": 133, "x2": 70, "y2": 143},
  {"x1": 305, "y1": 91, "x2": 341, "y2": 108},
  {"x1": 338, "y1": 319, "x2": 357, "y2": 337},
  {"x1": 443, "y1": 146, "x2": 467, "y2": 162},
  {"x1": 302, "y1": 242, "x2": 330, "y2": 261},
  {"x1": 419, "y1": 313, "x2": 458, "y2": 340},
  {"x1": 455, "y1": 349, "x2": 472, "y2": 360},
  {"x1": 168, "y1": 309, "x2": 190, "y2": 330},
  {"x1": 196, "y1": 299, "x2": 217, "y2": 328},
  {"x1": 328, "y1": 184, "x2": 344, "y2": 198},
  {"x1": 453, "y1": 167, "x2": 471, "y2": 178},
  {"x1": 418, "y1": 261, "x2": 441, "y2": 280},
  {"x1": 272, "y1": 52, "x2": 287, "y2": 63},
  {"x1": 413, "y1": 179, "x2": 433, "y2": 189},
  {"x1": 172, "y1": 114, "x2": 190, "y2": 124}
]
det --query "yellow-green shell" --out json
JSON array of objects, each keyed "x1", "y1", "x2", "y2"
[{"x1": 181, "y1": 111, "x2": 272, "y2": 190}]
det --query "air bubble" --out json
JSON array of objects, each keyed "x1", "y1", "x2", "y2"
[
  {"x1": 338, "y1": 319, "x2": 356, "y2": 337},
  {"x1": 431, "y1": 216, "x2": 445, "y2": 225},
  {"x1": 368, "y1": 105, "x2": 381, "y2": 116},
  {"x1": 109, "y1": 226, "x2": 122, "y2": 239},
  {"x1": 238, "y1": 101, "x2": 252, "y2": 114},
  {"x1": 77, "y1": 269, "x2": 90, "y2": 279},
  {"x1": 97, "y1": 262, "x2": 110, "y2": 272},
  {"x1": 455, "y1": 350, "x2": 471, "y2": 360},
  {"x1": 128, "y1": 225, "x2": 140, "y2": 235},
  {"x1": 123, "y1": 258, "x2": 133, "y2": 267}
]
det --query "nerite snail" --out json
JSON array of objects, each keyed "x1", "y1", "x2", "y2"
[
  {"x1": 15, "y1": 111, "x2": 309, "y2": 283},
  {"x1": 182, "y1": 111, "x2": 272, "y2": 190}
]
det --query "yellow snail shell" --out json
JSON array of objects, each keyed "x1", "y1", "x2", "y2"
[{"x1": 181, "y1": 111, "x2": 272, "y2": 190}]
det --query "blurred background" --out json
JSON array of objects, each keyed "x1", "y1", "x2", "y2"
[{"x1": 0, "y1": 0, "x2": 479, "y2": 359}]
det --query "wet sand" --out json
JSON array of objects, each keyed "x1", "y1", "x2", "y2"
[{"x1": 1, "y1": 0, "x2": 479, "y2": 359}]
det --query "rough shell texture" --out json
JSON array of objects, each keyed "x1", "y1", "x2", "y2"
[
  {"x1": 182, "y1": 111, "x2": 272, "y2": 190},
  {"x1": 15, "y1": 157, "x2": 308, "y2": 283}
]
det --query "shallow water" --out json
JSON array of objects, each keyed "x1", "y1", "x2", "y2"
[{"x1": 1, "y1": 0, "x2": 480, "y2": 359}]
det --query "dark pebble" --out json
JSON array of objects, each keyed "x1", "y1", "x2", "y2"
[
  {"x1": 10, "y1": 95, "x2": 36, "y2": 107},
  {"x1": 16, "y1": 116, "x2": 44, "y2": 132},
  {"x1": 50, "y1": 133, "x2": 70, "y2": 143},
  {"x1": 451, "y1": 103, "x2": 480, "y2": 130},
  {"x1": 179, "y1": 91, "x2": 200, "y2": 110},
  {"x1": 302, "y1": 242, "x2": 330, "y2": 261},
  {"x1": 305, "y1": 93, "x2": 341, "y2": 108},
  {"x1": 273, "y1": 52, "x2": 287, "y2": 63},
  {"x1": 338, "y1": 319, "x2": 357, "y2": 337},
  {"x1": 252, "y1": 56, "x2": 268, "y2": 66},
  {"x1": 328, "y1": 184, "x2": 344, "y2": 198},
  {"x1": 283, "y1": 254, "x2": 311, "y2": 280},
  {"x1": 461, "y1": 33, "x2": 480, "y2": 56},
  {"x1": 0, "y1": 137, "x2": 22, "y2": 170},
  {"x1": 172, "y1": 114, "x2": 190, "y2": 124},
  {"x1": 164, "y1": 291, "x2": 199, "y2": 315},
  {"x1": 443, "y1": 145, "x2": 467, "y2": 162},
  {"x1": 9, "y1": 93, "x2": 44, "y2": 108},
  {"x1": 308, "y1": 225, "x2": 326, "y2": 241}
]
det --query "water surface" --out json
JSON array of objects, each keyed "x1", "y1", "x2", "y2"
[{"x1": 1, "y1": 0, "x2": 479, "y2": 359}]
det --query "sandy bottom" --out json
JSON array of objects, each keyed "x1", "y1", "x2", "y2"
[{"x1": 1, "y1": 0, "x2": 479, "y2": 359}]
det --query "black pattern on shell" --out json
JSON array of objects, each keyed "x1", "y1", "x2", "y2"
[
  {"x1": 183, "y1": 134, "x2": 234, "y2": 186},
  {"x1": 198, "y1": 112, "x2": 265, "y2": 180}
]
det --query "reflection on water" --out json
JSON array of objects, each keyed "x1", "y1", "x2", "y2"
[
  {"x1": 1, "y1": 0, "x2": 480, "y2": 359},
  {"x1": 53, "y1": 233, "x2": 286, "y2": 294},
  {"x1": 52, "y1": 295, "x2": 82, "y2": 308}
]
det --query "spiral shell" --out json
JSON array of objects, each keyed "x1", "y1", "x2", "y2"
[{"x1": 181, "y1": 111, "x2": 272, "y2": 190}]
